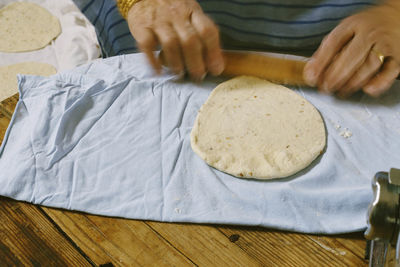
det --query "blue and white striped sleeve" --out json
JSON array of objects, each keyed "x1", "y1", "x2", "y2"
[
  {"x1": 199, "y1": 0, "x2": 377, "y2": 51},
  {"x1": 73, "y1": 0, "x2": 138, "y2": 57},
  {"x1": 73, "y1": 0, "x2": 378, "y2": 57}
]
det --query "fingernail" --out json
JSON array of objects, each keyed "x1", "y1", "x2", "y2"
[
  {"x1": 364, "y1": 86, "x2": 381, "y2": 97},
  {"x1": 321, "y1": 81, "x2": 329, "y2": 92},
  {"x1": 176, "y1": 70, "x2": 185, "y2": 80},
  {"x1": 193, "y1": 72, "x2": 207, "y2": 83},
  {"x1": 320, "y1": 82, "x2": 332, "y2": 94},
  {"x1": 209, "y1": 60, "x2": 225, "y2": 76},
  {"x1": 303, "y1": 60, "x2": 317, "y2": 87},
  {"x1": 304, "y1": 70, "x2": 317, "y2": 87},
  {"x1": 363, "y1": 86, "x2": 373, "y2": 93}
]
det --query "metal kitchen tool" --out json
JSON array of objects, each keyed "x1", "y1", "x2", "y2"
[{"x1": 365, "y1": 168, "x2": 400, "y2": 267}]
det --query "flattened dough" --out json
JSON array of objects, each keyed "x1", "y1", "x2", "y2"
[
  {"x1": 191, "y1": 76, "x2": 326, "y2": 179},
  {"x1": 0, "y1": 2, "x2": 61, "y2": 52},
  {"x1": 0, "y1": 62, "x2": 57, "y2": 101}
]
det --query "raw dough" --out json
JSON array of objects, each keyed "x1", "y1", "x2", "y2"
[
  {"x1": 0, "y1": 2, "x2": 61, "y2": 52},
  {"x1": 0, "y1": 62, "x2": 57, "y2": 101},
  {"x1": 191, "y1": 76, "x2": 326, "y2": 179}
]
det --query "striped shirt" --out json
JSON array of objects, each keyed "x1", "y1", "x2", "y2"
[{"x1": 72, "y1": 0, "x2": 378, "y2": 57}]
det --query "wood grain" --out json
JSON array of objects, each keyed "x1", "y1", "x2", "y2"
[
  {"x1": 0, "y1": 112, "x2": 9, "y2": 144},
  {"x1": 0, "y1": 93, "x2": 18, "y2": 119},
  {"x1": 217, "y1": 226, "x2": 368, "y2": 266},
  {"x1": 43, "y1": 208, "x2": 194, "y2": 266},
  {"x1": 0, "y1": 197, "x2": 91, "y2": 266},
  {"x1": 330, "y1": 233, "x2": 368, "y2": 262},
  {"x1": 146, "y1": 222, "x2": 262, "y2": 266}
]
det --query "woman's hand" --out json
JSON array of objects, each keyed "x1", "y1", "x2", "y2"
[
  {"x1": 303, "y1": 3, "x2": 400, "y2": 98},
  {"x1": 126, "y1": 0, "x2": 224, "y2": 80}
]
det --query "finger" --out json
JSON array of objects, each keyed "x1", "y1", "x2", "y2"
[
  {"x1": 153, "y1": 24, "x2": 184, "y2": 74},
  {"x1": 303, "y1": 22, "x2": 355, "y2": 86},
  {"x1": 173, "y1": 19, "x2": 206, "y2": 81},
  {"x1": 336, "y1": 49, "x2": 383, "y2": 98},
  {"x1": 363, "y1": 58, "x2": 400, "y2": 97},
  {"x1": 318, "y1": 34, "x2": 372, "y2": 93},
  {"x1": 130, "y1": 27, "x2": 161, "y2": 74},
  {"x1": 191, "y1": 11, "x2": 224, "y2": 76}
]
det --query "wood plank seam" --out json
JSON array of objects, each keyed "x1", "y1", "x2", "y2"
[
  {"x1": 0, "y1": 197, "x2": 92, "y2": 265},
  {"x1": 38, "y1": 207, "x2": 97, "y2": 266},
  {"x1": 43, "y1": 209, "x2": 139, "y2": 265},
  {"x1": 57, "y1": 212, "x2": 127, "y2": 264},
  {"x1": 143, "y1": 221, "x2": 199, "y2": 266},
  {"x1": 82, "y1": 215, "x2": 143, "y2": 263}
]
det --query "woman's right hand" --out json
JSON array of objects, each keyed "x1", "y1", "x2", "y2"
[{"x1": 126, "y1": 0, "x2": 225, "y2": 81}]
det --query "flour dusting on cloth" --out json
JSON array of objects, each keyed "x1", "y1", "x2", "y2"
[{"x1": 1, "y1": 53, "x2": 400, "y2": 234}]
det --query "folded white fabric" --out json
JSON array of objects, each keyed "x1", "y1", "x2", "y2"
[
  {"x1": 0, "y1": 0, "x2": 101, "y2": 71},
  {"x1": 1, "y1": 53, "x2": 400, "y2": 234}
]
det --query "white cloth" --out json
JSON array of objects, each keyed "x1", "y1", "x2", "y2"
[
  {"x1": 0, "y1": 0, "x2": 100, "y2": 71},
  {"x1": 1, "y1": 53, "x2": 400, "y2": 234}
]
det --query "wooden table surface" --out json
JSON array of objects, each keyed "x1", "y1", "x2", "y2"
[{"x1": 0, "y1": 95, "x2": 369, "y2": 266}]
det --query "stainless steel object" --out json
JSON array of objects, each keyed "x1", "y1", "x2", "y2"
[{"x1": 365, "y1": 168, "x2": 400, "y2": 267}]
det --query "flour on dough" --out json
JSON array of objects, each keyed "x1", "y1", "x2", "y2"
[
  {"x1": 0, "y1": 2, "x2": 61, "y2": 52},
  {"x1": 0, "y1": 62, "x2": 57, "y2": 101},
  {"x1": 190, "y1": 76, "x2": 326, "y2": 179}
]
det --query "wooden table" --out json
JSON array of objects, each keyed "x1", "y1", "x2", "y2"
[{"x1": 0, "y1": 95, "x2": 369, "y2": 266}]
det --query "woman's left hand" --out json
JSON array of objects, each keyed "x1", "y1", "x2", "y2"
[{"x1": 303, "y1": 3, "x2": 400, "y2": 98}]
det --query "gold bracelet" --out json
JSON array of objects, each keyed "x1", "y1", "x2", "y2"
[{"x1": 117, "y1": 0, "x2": 142, "y2": 19}]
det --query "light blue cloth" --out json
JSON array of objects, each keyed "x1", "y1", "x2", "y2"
[{"x1": 1, "y1": 53, "x2": 400, "y2": 234}]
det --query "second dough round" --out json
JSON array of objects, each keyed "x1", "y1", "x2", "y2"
[{"x1": 0, "y1": 2, "x2": 61, "y2": 52}]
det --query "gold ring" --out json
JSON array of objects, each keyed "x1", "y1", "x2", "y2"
[{"x1": 372, "y1": 49, "x2": 385, "y2": 64}]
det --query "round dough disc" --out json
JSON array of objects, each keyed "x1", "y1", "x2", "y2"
[
  {"x1": 0, "y1": 62, "x2": 57, "y2": 101},
  {"x1": 0, "y1": 2, "x2": 61, "y2": 52},
  {"x1": 191, "y1": 76, "x2": 326, "y2": 179}
]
